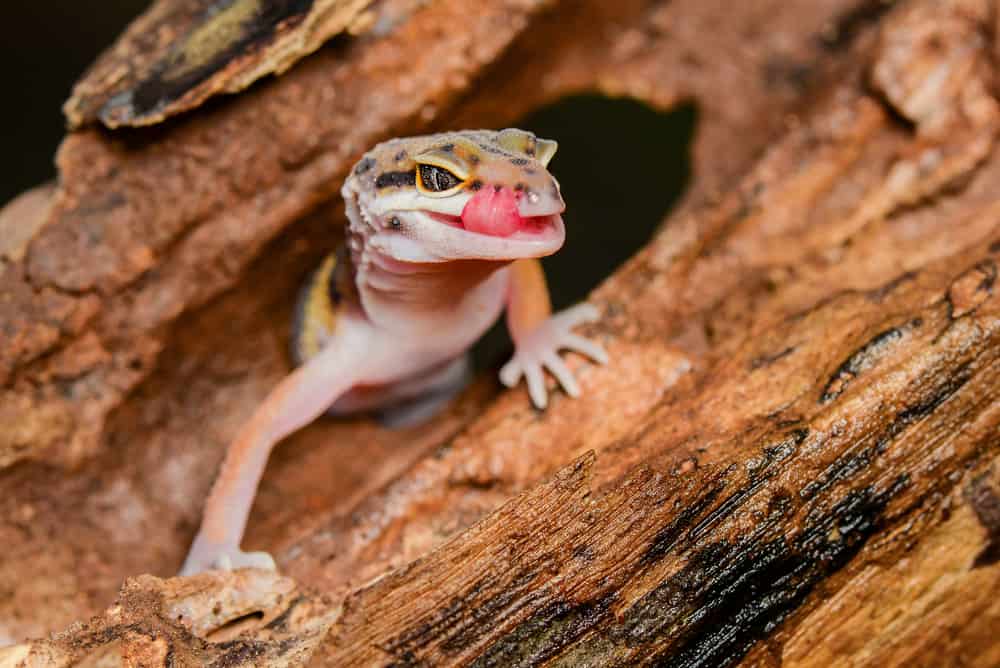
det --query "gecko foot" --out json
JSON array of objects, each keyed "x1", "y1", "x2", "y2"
[
  {"x1": 500, "y1": 302, "x2": 608, "y2": 409},
  {"x1": 180, "y1": 537, "x2": 277, "y2": 576}
]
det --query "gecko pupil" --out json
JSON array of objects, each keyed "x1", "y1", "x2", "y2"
[{"x1": 419, "y1": 164, "x2": 461, "y2": 192}]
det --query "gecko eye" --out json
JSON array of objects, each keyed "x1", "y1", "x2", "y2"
[{"x1": 417, "y1": 164, "x2": 463, "y2": 193}]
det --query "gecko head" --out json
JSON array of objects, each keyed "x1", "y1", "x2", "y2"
[{"x1": 347, "y1": 129, "x2": 566, "y2": 263}]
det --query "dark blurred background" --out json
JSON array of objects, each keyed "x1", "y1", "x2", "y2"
[
  {"x1": 2, "y1": 3, "x2": 695, "y2": 320},
  {"x1": 521, "y1": 96, "x2": 694, "y2": 309},
  {"x1": 2, "y1": 2, "x2": 147, "y2": 203}
]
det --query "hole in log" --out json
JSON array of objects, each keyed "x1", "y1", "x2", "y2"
[
  {"x1": 0, "y1": 2, "x2": 147, "y2": 203},
  {"x1": 473, "y1": 94, "x2": 698, "y2": 368}
]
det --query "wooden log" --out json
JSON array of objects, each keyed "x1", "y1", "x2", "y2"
[{"x1": 2, "y1": 0, "x2": 998, "y2": 666}]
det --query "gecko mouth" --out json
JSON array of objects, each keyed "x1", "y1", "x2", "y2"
[
  {"x1": 426, "y1": 211, "x2": 563, "y2": 241},
  {"x1": 426, "y1": 211, "x2": 465, "y2": 229},
  {"x1": 401, "y1": 208, "x2": 565, "y2": 261}
]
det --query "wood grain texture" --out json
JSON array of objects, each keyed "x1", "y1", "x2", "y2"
[{"x1": 2, "y1": 0, "x2": 999, "y2": 665}]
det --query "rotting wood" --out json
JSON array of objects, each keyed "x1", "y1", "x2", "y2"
[{"x1": 2, "y1": 0, "x2": 999, "y2": 666}]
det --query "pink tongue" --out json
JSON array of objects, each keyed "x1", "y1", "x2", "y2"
[{"x1": 461, "y1": 186, "x2": 523, "y2": 237}]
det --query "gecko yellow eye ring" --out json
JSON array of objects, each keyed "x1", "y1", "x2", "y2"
[{"x1": 180, "y1": 128, "x2": 609, "y2": 576}]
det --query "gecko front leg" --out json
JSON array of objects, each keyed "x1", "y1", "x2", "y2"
[
  {"x1": 500, "y1": 259, "x2": 608, "y2": 409},
  {"x1": 181, "y1": 317, "x2": 378, "y2": 575}
]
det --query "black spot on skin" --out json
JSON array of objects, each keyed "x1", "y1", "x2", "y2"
[
  {"x1": 469, "y1": 180, "x2": 483, "y2": 191},
  {"x1": 375, "y1": 170, "x2": 416, "y2": 189},
  {"x1": 440, "y1": 143, "x2": 455, "y2": 153},
  {"x1": 394, "y1": 150, "x2": 408, "y2": 162},
  {"x1": 514, "y1": 183, "x2": 525, "y2": 192},
  {"x1": 354, "y1": 157, "x2": 375, "y2": 175},
  {"x1": 511, "y1": 157, "x2": 530, "y2": 166}
]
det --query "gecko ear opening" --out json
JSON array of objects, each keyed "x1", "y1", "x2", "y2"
[{"x1": 535, "y1": 138, "x2": 558, "y2": 167}]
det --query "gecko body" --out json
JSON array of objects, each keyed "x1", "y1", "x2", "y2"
[{"x1": 181, "y1": 129, "x2": 607, "y2": 575}]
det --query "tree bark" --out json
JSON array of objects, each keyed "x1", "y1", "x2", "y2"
[{"x1": 2, "y1": 0, "x2": 999, "y2": 666}]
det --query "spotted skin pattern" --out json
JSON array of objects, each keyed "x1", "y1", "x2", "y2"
[{"x1": 181, "y1": 129, "x2": 607, "y2": 575}]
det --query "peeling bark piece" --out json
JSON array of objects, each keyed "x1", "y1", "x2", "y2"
[
  {"x1": 1, "y1": 570, "x2": 337, "y2": 667},
  {"x1": 64, "y1": 0, "x2": 374, "y2": 129}
]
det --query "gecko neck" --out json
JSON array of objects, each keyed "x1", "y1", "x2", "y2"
[{"x1": 344, "y1": 189, "x2": 511, "y2": 343}]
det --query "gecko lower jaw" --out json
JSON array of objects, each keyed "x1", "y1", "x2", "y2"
[
  {"x1": 425, "y1": 211, "x2": 563, "y2": 241},
  {"x1": 392, "y1": 209, "x2": 565, "y2": 262}
]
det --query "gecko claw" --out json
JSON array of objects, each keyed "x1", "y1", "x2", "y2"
[
  {"x1": 214, "y1": 551, "x2": 277, "y2": 572},
  {"x1": 180, "y1": 538, "x2": 277, "y2": 576},
  {"x1": 500, "y1": 302, "x2": 606, "y2": 409}
]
